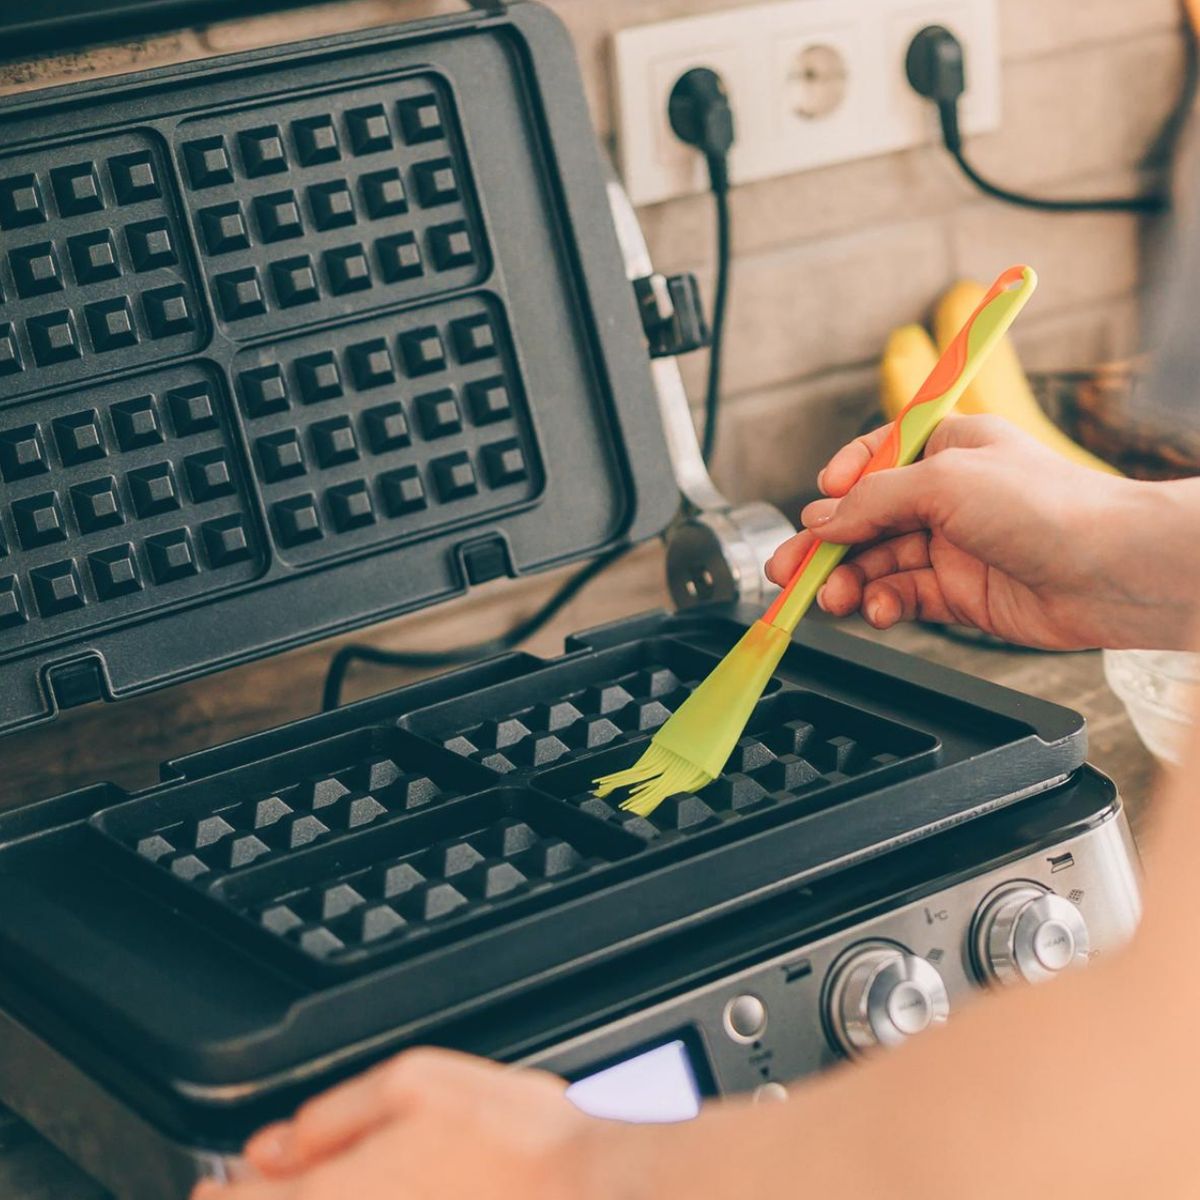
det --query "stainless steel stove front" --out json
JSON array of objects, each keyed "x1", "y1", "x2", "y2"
[{"x1": 522, "y1": 802, "x2": 1140, "y2": 1098}]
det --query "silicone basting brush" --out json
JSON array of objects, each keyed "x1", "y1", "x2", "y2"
[{"x1": 595, "y1": 265, "x2": 1039, "y2": 817}]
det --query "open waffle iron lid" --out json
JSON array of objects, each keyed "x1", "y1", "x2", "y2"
[{"x1": 0, "y1": 0, "x2": 679, "y2": 736}]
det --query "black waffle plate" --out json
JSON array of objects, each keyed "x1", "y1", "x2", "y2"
[
  {"x1": 0, "y1": 7, "x2": 677, "y2": 734},
  {"x1": 0, "y1": 614, "x2": 1091, "y2": 1092},
  {"x1": 90, "y1": 725, "x2": 497, "y2": 885},
  {"x1": 210, "y1": 789, "x2": 644, "y2": 970},
  {"x1": 540, "y1": 689, "x2": 932, "y2": 843},
  {"x1": 402, "y1": 637, "x2": 783, "y2": 773},
  {"x1": 84, "y1": 636, "x2": 938, "y2": 978}
]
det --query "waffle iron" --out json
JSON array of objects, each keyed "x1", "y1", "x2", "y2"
[{"x1": 0, "y1": 4, "x2": 1142, "y2": 1197}]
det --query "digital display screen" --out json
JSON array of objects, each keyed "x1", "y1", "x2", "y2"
[{"x1": 565, "y1": 1039, "x2": 704, "y2": 1124}]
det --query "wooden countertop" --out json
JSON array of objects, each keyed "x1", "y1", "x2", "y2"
[
  {"x1": 847, "y1": 617, "x2": 1162, "y2": 846},
  {"x1": 0, "y1": 543, "x2": 1163, "y2": 1199}
]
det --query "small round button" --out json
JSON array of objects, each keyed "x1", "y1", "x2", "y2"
[
  {"x1": 824, "y1": 942, "x2": 949, "y2": 1058},
  {"x1": 973, "y1": 884, "x2": 1090, "y2": 987},
  {"x1": 1033, "y1": 919, "x2": 1077, "y2": 971},
  {"x1": 753, "y1": 1082, "x2": 788, "y2": 1104},
  {"x1": 723, "y1": 993, "x2": 767, "y2": 1043},
  {"x1": 886, "y1": 981, "x2": 935, "y2": 1036}
]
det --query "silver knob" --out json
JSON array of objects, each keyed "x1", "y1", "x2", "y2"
[
  {"x1": 825, "y1": 943, "x2": 950, "y2": 1057},
  {"x1": 974, "y1": 884, "x2": 1090, "y2": 986}
]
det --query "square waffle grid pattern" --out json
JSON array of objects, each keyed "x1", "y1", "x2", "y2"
[
  {"x1": 0, "y1": 364, "x2": 262, "y2": 651},
  {"x1": 409, "y1": 637, "x2": 937, "y2": 844},
  {"x1": 88, "y1": 641, "x2": 935, "y2": 974},
  {"x1": 428, "y1": 643, "x2": 769, "y2": 774},
  {"x1": 545, "y1": 690, "x2": 932, "y2": 844},
  {"x1": 234, "y1": 296, "x2": 542, "y2": 565},
  {"x1": 209, "y1": 791, "x2": 643, "y2": 964},
  {"x1": 0, "y1": 132, "x2": 204, "y2": 400},
  {"x1": 175, "y1": 74, "x2": 487, "y2": 339},
  {"x1": 94, "y1": 736, "x2": 474, "y2": 886}
]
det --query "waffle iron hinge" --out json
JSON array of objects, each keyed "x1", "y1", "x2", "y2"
[{"x1": 605, "y1": 179, "x2": 794, "y2": 612}]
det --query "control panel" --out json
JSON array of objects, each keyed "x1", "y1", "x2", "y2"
[{"x1": 526, "y1": 806, "x2": 1141, "y2": 1105}]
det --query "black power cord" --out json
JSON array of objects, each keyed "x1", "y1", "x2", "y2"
[
  {"x1": 320, "y1": 71, "x2": 738, "y2": 711},
  {"x1": 906, "y1": 25, "x2": 1169, "y2": 216},
  {"x1": 669, "y1": 67, "x2": 736, "y2": 462},
  {"x1": 321, "y1": 544, "x2": 632, "y2": 711}
]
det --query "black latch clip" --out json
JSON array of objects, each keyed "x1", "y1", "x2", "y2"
[
  {"x1": 47, "y1": 657, "x2": 107, "y2": 711},
  {"x1": 633, "y1": 272, "x2": 710, "y2": 359}
]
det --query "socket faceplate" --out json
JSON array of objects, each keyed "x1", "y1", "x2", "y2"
[{"x1": 612, "y1": 0, "x2": 1001, "y2": 206}]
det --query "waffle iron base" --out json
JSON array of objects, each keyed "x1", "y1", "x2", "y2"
[
  {"x1": 0, "y1": 607, "x2": 1143, "y2": 1199},
  {"x1": 0, "y1": 756, "x2": 1139, "y2": 1200}
]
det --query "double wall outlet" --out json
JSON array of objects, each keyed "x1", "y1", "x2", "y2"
[{"x1": 612, "y1": 0, "x2": 1001, "y2": 207}]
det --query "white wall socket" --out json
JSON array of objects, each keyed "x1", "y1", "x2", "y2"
[{"x1": 612, "y1": 0, "x2": 1001, "y2": 207}]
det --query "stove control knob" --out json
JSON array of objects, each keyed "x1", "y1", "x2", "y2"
[
  {"x1": 825, "y1": 943, "x2": 950, "y2": 1057},
  {"x1": 974, "y1": 885, "x2": 1090, "y2": 986}
]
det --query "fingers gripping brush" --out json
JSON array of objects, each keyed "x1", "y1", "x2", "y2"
[{"x1": 595, "y1": 265, "x2": 1039, "y2": 817}]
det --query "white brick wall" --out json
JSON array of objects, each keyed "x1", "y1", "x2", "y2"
[
  {"x1": 1, "y1": 0, "x2": 1187, "y2": 506},
  {"x1": 541, "y1": 0, "x2": 1186, "y2": 503}
]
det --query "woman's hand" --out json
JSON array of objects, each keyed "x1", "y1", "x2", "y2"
[
  {"x1": 767, "y1": 415, "x2": 1197, "y2": 651},
  {"x1": 192, "y1": 1049, "x2": 623, "y2": 1200}
]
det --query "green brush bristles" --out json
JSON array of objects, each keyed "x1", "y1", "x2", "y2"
[
  {"x1": 593, "y1": 742, "x2": 714, "y2": 818},
  {"x1": 592, "y1": 620, "x2": 792, "y2": 818}
]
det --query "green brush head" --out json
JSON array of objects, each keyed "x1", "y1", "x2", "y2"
[
  {"x1": 593, "y1": 620, "x2": 791, "y2": 817},
  {"x1": 592, "y1": 742, "x2": 714, "y2": 818}
]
